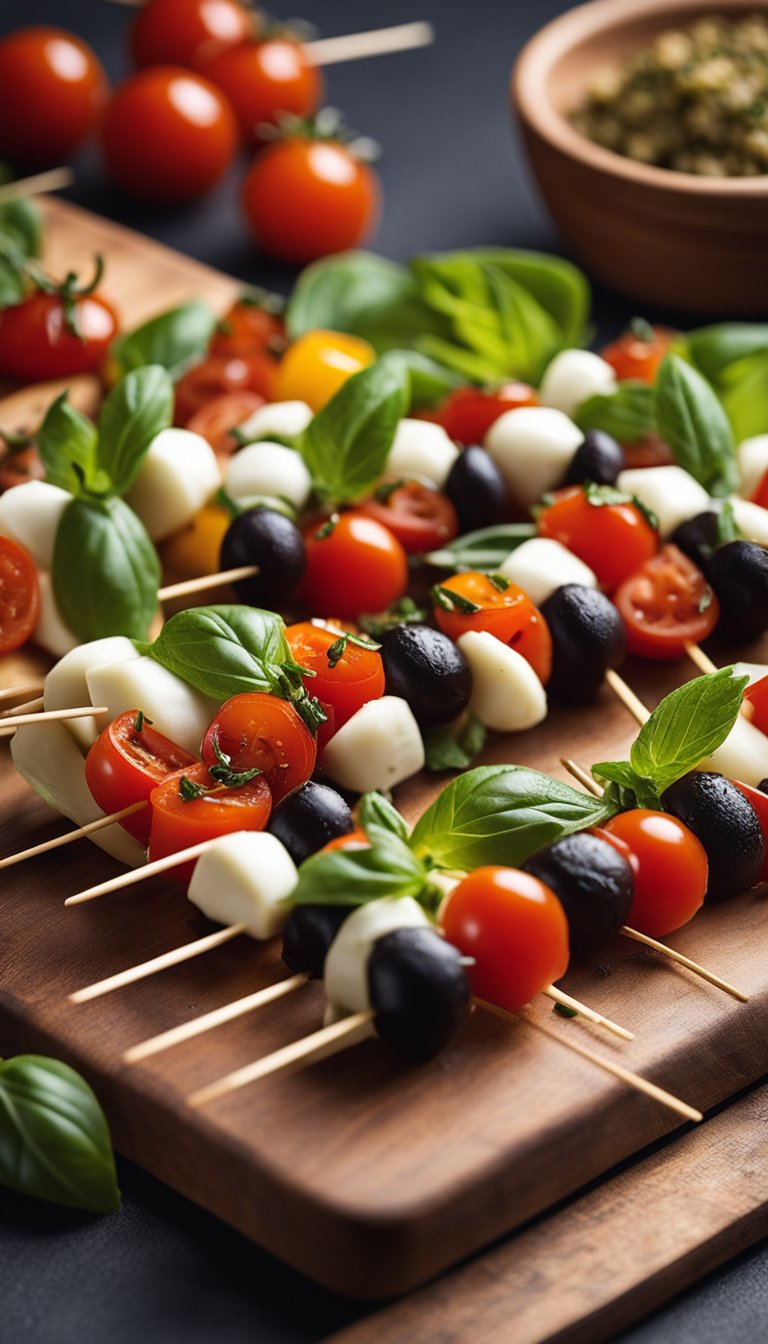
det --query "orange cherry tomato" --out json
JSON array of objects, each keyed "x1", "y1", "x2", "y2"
[
  {"x1": 301, "y1": 513, "x2": 409, "y2": 621},
  {"x1": 439, "y1": 866, "x2": 570, "y2": 1014},
  {"x1": 744, "y1": 674, "x2": 768, "y2": 736},
  {"x1": 537, "y1": 485, "x2": 658, "y2": 593},
  {"x1": 0, "y1": 536, "x2": 39, "y2": 654},
  {"x1": 0, "y1": 293, "x2": 118, "y2": 382},
  {"x1": 321, "y1": 826, "x2": 369, "y2": 854},
  {"x1": 201, "y1": 38, "x2": 322, "y2": 146},
  {"x1": 148, "y1": 759, "x2": 272, "y2": 883},
  {"x1": 600, "y1": 325, "x2": 678, "y2": 384},
  {"x1": 0, "y1": 27, "x2": 108, "y2": 165},
  {"x1": 285, "y1": 619, "x2": 385, "y2": 748},
  {"x1": 436, "y1": 382, "x2": 539, "y2": 445},
  {"x1": 729, "y1": 780, "x2": 768, "y2": 883},
  {"x1": 174, "y1": 354, "x2": 276, "y2": 426},
  {"x1": 433, "y1": 571, "x2": 552, "y2": 685},
  {"x1": 185, "y1": 390, "x2": 265, "y2": 457},
  {"x1": 101, "y1": 66, "x2": 237, "y2": 203},
  {"x1": 359, "y1": 481, "x2": 459, "y2": 555},
  {"x1": 85, "y1": 710, "x2": 197, "y2": 844},
  {"x1": 273, "y1": 329, "x2": 374, "y2": 411},
  {"x1": 209, "y1": 299, "x2": 287, "y2": 361},
  {"x1": 131, "y1": 0, "x2": 252, "y2": 70},
  {"x1": 602, "y1": 809, "x2": 708, "y2": 937},
  {"x1": 201, "y1": 692, "x2": 317, "y2": 804},
  {"x1": 614, "y1": 545, "x2": 720, "y2": 660}
]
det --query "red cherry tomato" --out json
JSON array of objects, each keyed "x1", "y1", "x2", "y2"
[
  {"x1": 744, "y1": 675, "x2": 768, "y2": 736},
  {"x1": 614, "y1": 545, "x2": 720, "y2": 660},
  {"x1": 439, "y1": 866, "x2": 570, "y2": 1014},
  {"x1": 729, "y1": 780, "x2": 768, "y2": 883},
  {"x1": 0, "y1": 536, "x2": 39, "y2": 654},
  {"x1": 131, "y1": 0, "x2": 252, "y2": 70},
  {"x1": 285, "y1": 619, "x2": 385, "y2": 749},
  {"x1": 174, "y1": 354, "x2": 276, "y2": 425},
  {"x1": 0, "y1": 27, "x2": 108, "y2": 165},
  {"x1": 148, "y1": 759, "x2": 272, "y2": 883},
  {"x1": 537, "y1": 485, "x2": 658, "y2": 593},
  {"x1": 602, "y1": 809, "x2": 708, "y2": 937},
  {"x1": 102, "y1": 66, "x2": 237, "y2": 203},
  {"x1": 209, "y1": 299, "x2": 287, "y2": 361},
  {"x1": 751, "y1": 469, "x2": 768, "y2": 511},
  {"x1": 185, "y1": 391, "x2": 265, "y2": 457},
  {"x1": 241, "y1": 138, "x2": 380, "y2": 265},
  {"x1": 201, "y1": 692, "x2": 317, "y2": 804},
  {"x1": 433, "y1": 570, "x2": 552, "y2": 685},
  {"x1": 436, "y1": 382, "x2": 539, "y2": 445},
  {"x1": 358, "y1": 481, "x2": 459, "y2": 555},
  {"x1": 0, "y1": 293, "x2": 118, "y2": 383},
  {"x1": 301, "y1": 513, "x2": 409, "y2": 621},
  {"x1": 201, "y1": 39, "x2": 322, "y2": 146},
  {"x1": 85, "y1": 710, "x2": 197, "y2": 843},
  {"x1": 600, "y1": 326, "x2": 678, "y2": 384}
]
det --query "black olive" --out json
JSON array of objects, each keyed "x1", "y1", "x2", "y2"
[
  {"x1": 220, "y1": 507, "x2": 306, "y2": 607},
  {"x1": 381, "y1": 623, "x2": 472, "y2": 726},
  {"x1": 668, "y1": 511, "x2": 720, "y2": 571},
  {"x1": 760, "y1": 779, "x2": 768, "y2": 795},
  {"x1": 561, "y1": 430, "x2": 625, "y2": 487},
  {"x1": 282, "y1": 905, "x2": 350, "y2": 978},
  {"x1": 661, "y1": 771, "x2": 764, "y2": 901},
  {"x1": 522, "y1": 832, "x2": 634, "y2": 958},
  {"x1": 707, "y1": 540, "x2": 768, "y2": 643},
  {"x1": 539, "y1": 584, "x2": 627, "y2": 704},
  {"x1": 368, "y1": 926, "x2": 471, "y2": 1061},
  {"x1": 445, "y1": 445, "x2": 508, "y2": 533},
  {"x1": 267, "y1": 781, "x2": 354, "y2": 867}
]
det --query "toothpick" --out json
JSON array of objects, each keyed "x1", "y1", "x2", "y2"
[
  {"x1": 0, "y1": 167, "x2": 74, "y2": 202},
  {"x1": 0, "y1": 696, "x2": 44, "y2": 719},
  {"x1": 305, "y1": 21, "x2": 434, "y2": 66},
  {"x1": 123, "y1": 973, "x2": 308, "y2": 1062},
  {"x1": 605, "y1": 669, "x2": 650, "y2": 726},
  {"x1": 0, "y1": 681, "x2": 45, "y2": 706},
  {"x1": 65, "y1": 838, "x2": 211, "y2": 906},
  {"x1": 0, "y1": 801, "x2": 147, "y2": 870},
  {"x1": 561, "y1": 757, "x2": 603, "y2": 797},
  {"x1": 158, "y1": 565, "x2": 258, "y2": 602},
  {"x1": 543, "y1": 984, "x2": 634, "y2": 1041},
  {"x1": 684, "y1": 641, "x2": 718, "y2": 676},
  {"x1": 69, "y1": 922, "x2": 248, "y2": 1002},
  {"x1": 0, "y1": 704, "x2": 108, "y2": 730}
]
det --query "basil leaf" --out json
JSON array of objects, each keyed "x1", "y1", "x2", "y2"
[
  {"x1": 628, "y1": 667, "x2": 747, "y2": 794},
  {"x1": 111, "y1": 301, "x2": 218, "y2": 381},
  {"x1": 380, "y1": 348, "x2": 463, "y2": 409},
  {"x1": 0, "y1": 253, "x2": 25, "y2": 306},
  {"x1": 37, "y1": 393, "x2": 102, "y2": 496},
  {"x1": 655, "y1": 354, "x2": 737, "y2": 497},
  {"x1": 410, "y1": 765, "x2": 613, "y2": 871},
  {"x1": 0, "y1": 1055, "x2": 120, "y2": 1213},
  {"x1": 53, "y1": 496, "x2": 160, "y2": 641},
  {"x1": 425, "y1": 523, "x2": 534, "y2": 570},
  {"x1": 146, "y1": 604, "x2": 291, "y2": 700},
  {"x1": 285, "y1": 250, "x2": 446, "y2": 352},
  {"x1": 423, "y1": 713, "x2": 487, "y2": 772},
  {"x1": 458, "y1": 248, "x2": 590, "y2": 345},
  {"x1": 290, "y1": 832, "x2": 427, "y2": 907},
  {"x1": 97, "y1": 365, "x2": 174, "y2": 497},
  {"x1": 574, "y1": 381, "x2": 655, "y2": 445},
  {"x1": 687, "y1": 322, "x2": 768, "y2": 384},
  {"x1": 591, "y1": 760, "x2": 661, "y2": 811},
  {"x1": 298, "y1": 358, "x2": 409, "y2": 507},
  {"x1": 0, "y1": 198, "x2": 42, "y2": 257},
  {"x1": 720, "y1": 352, "x2": 768, "y2": 444},
  {"x1": 359, "y1": 791, "x2": 410, "y2": 843}
]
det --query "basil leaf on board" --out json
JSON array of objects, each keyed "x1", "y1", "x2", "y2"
[
  {"x1": 720, "y1": 353, "x2": 768, "y2": 444},
  {"x1": 359, "y1": 791, "x2": 410, "y2": 843},
  {"x1": 409, "y1": 765, "x2": 613, "y2": 871},
  {"x1": 111, "y1": 301, "x2": 218, "y2": 381},
  {"x1": 627, "y1": 667, "x2": 747, "y2": 795},
  {"x1": 0, "y1": 198, "x2": 43, "y2": 258},
  {"x1": 97, "y1": 365, "x2": 174, "y2": 497},
  {"x1": 380, "y1": 348, "x2": 463, "y2": 409},
  {"x1": 145, "y1": 605, "x2": 291, "y2": 700},
  {"x1": 285, "y1": 250, "x2": 447, "y2": 352},
  {"x1": 654, "y1": 354, "x2": 737, "y2": 497},
  {"x1": 0, "y1": 1055, "x2": 120, "y2": 1214},
  {"x1": 53, "y1": 496, "x2": 161, "y2": 641},
  {"x1": 574, "y1": 381, "x2": 655, "y2": 445},
  {"x1": 37, "y1": 393, "x2": 103, "y2": 496},
  {"x1": 687, "y1": 322, "x2": 768, "y2": 384},
  {"x1": 425, "y1": 522, "x2": 535, "y2": 571},
  {"x1": 290, "y1": 832, "x2": 428, "y2": 907},
  {"x1": 423, "y1": 713, "x2": 487, "y2": 773}
]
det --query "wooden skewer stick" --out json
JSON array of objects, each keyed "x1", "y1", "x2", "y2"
[
  {"x1": 69, "y1": 922, "x2": 248, "y2": 1002},
  {"x1": 0, "y1": 704, "x2": 108, "y2": 730},
  {"x1": 123, "y1": 973, "x2": 308, "y2": 1062},
  {"x1": 65, "y1": 838, "x2": 211, "y2": 906},
  {"x1": 561, "y1": 757, "x2": 602, "y2": 797},
  {"x1": 158, "y1": 565, "x2": 258, "y2": 602},
  {"x1": 0, "y1": 167, "x2": 74, "y2": 202},
  {"x1": 0, "y1": 696, "x2": 44, "y2": 719},
  {"x1": 305, "y1": 21, "x2": 434, "y2": 66},
  {"x1": 0, "y1": 801, "x2": 147, "y2": 871},
  {"x1": 0, "y1": 681, "x2": 45, "y2": 706},
  {"x1": 604, "y1": 669, "x2": 650, "y2": 726},
  {"x1": 542, "y1": 984, "x2": 634, "y2": 1041},
  {"x1": 684, "y1": 641, "x2": 718, "y2": 676}
]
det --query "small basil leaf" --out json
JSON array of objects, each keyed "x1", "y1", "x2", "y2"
[
  {"x1": 687, "y1": 322, "x2": 768, "y2": 384},
  {"x1": 53, "y1": 496, "x2": 160, "y2": 641},
  {"x1": 298, "y1": 358, "x2": 409, "y2": 507},
  {"x1": 654, "y1": 354, "x2": 737, "y2": 497},
  {"x1": 574, "y1": 381, "x2": 655, "y2": 445},
  {"x1": 290, "y1": 832, "x2": 427, "y2": 907},
  {"x1": 484, "y1": 264, "x2": 563, "y2": 385},
  {"x1": 423, "y1": 713, "x2": 487, "y2": 773},
  {"x1": 591, "y1": 760, "x2": 661, "y2": 810},
  {"x1": 359, "y1": 791, "x2": 410, "y2": 843},
  {"x1": 146, "y1": 604, "x2": 290, "y2": 700},
  {"x1": 111, "y1": 301, "x2": 218, "y2": 381},
  {"x1": 425, "y1": 523, "x2": 535, "y2": 571},
  {"x1": 285, "y1": 250, "x2": 446, "y2": 352},
  {"x1": 97, "y1": 365, "x2": 174, "y2": 497},
  {"x1": 0, "y1": 1055, "x2": 120, "y2": 1214},
  {"x1": 380, "y1": 348, "x2": 463, "y2": 409},
  {"x1": 720, "y1": 352, "x2": 768, "y2": 444},
  {"x1": 628, "y1": 667, "x2": 747, "y2": 794},
  {"x1": 37, "y1": 393, "x2": 101, "y2": 496}
]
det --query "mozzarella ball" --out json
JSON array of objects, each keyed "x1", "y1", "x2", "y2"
[
  {"x1": 385, "y1": 419, "x2": 459, "y2": 488},
  {"x1": 125, "y1": 428, "x2": 221, "y2": 542},
  {"x1": 32, "y1": 573, "x2": 78, "y2": 659},
  {"x1": 738, "y1": 434, "x2": 768, "y2": 500},
  {"x1": 324, "y1": 896, "x2": 430, "y2": 1014},
  {"x1": 87, "y1": 655, "x2": 219, "y2": 756},
  {"x1": 44, "y1": 636, "x2": 140, "y2": 751},
  {"x1": 0, "y1": 480, "x2": 71, "y2": 569},
  {"x1": 702, "y1": 714, "x2": 768, "y2": 787},
  {"x1": 539, "y1": 349, "x2": 617, "y2": 418},
  {"x1": 498, "y1": 537, "x2": 598, "y2": 607},
  {"x1": 457, "y1": 631, "x2": 547, "y2": 732},
  {"x1": 617, "y1": 465, "x2": 709, "y2": 538},
  {"x1": 224, "y1": 441, "x2": 312, "y2": 512},
  {"x1": 322, "y1": 696, "x2": 425, "y2": 794},
  {"x1": 729, "y1": 498, "x2": 768, "y2": 548},
  {"x1": 236, "y1": 400, "x2": 312, "y2": 442},
  {"x1": 187, "y1": 832, "x2": 297, "y2": 939},
  {"x1": 485, "y1": 407, "x2": 583, "y2": 508}
]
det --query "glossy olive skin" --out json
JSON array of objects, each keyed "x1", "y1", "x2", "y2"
[
  {"x1": 282, "y1": 904, "x2": 350, "y2": 979},
  {"x1": 381, "y1": 623, "x2": 472, "y2": 726},
  {"x1": 220, "y1": 506, "x2": 306, "y2": 606},
  {"x1": 706, "y1": 541, "x2": 768, "y2": 643},
  {"x1": 668, "y1": 510, "x2": 720, "y2": 570},
  {"x1": 562, "y1": 429, "x2": 625, "y2": 487},
  {"x1": 268, "y1": 780, "x2": 354, "y2": 867},
  {"x1": 368, "y1": 926, "x2": 471, "y2": 1061},
  {"x1": 540, "y1": 584, "x2": 627, "y2": 704},
  {"x1": 662, "y1": 771, "x2": 764, "y2": 901},
  {"x1": 445, "y1": 445, "x2": 508, "y2": 533},
  {"x1": 523, "y1": 831, "x2": 634, "y2": 958}
]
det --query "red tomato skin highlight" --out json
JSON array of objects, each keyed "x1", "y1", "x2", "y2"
[
  {"x1": 201, "y1": 39, "x2": 323, "y2": 145},
  {"x1": 0, "y1": 294, "x2": 118, "y2": 382},
  {"x1": 602, "y1": 809, "x2": 708, "y2": 938},
  {"x1": 131, "y1": 0, "x2": 252, "y2": 70},
  {"x1": 0, "y1": 27, "x2": 108, "y2": 165}
]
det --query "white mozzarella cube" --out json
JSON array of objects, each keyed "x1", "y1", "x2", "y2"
[
  {"x1": 125, "y1": 428, "x2": 221, "y2": 542},
  {"x1": 498, "y1": 537, "x2": 598, "y2": 607},
  {"x1": 0, "y1": 480, "x2": 71, "y2": 569},
  {"x1": 385, "y1": 419, "x2": 459, "y2": 488},
  {"x1": 729, "y1": 498, "x2": 768, "y2": 548},
  {"x1": 86, "y1": 655, "x2": 219, "y2": 756},
  {"x1": 324, "y1": 897, "x2": 430, "y2": 1014},
  {"x1": 187, "y1": 832, "x2": 297, "y2": 939},
  {"x1": 616, "y1": 465, "x2": 708, "y2": 538},
  {"x1": 322, "y1": 696, "x2": 425, "y2": 793},
  {"x1": 485, "y1": 407, "x2": 583, "y2": 508},
  {"x1": 457, "y1": 631, "x2": 547, "y2": 732},
  {"x1": 32, "y1": 573, "x2": 78, "y2": 659},
  {"x1": 224, "y1": 441, "x2": 312, "y2": 512},
  {"x1": 44, "y1": 637, "x2": 141, "y2": 751},
  {"x1": 539, "y1": 349, "x2": 617, "y2": 418},
  {"x1": 702, "y1": 714, "x2": 768, "y2": 787},
  {"x1": 733, "y1": 662, "x2": 768, "y2": 687},
  {"x1": 738, "y1": 434, "x2": 768, "y2": 500},
  {"x1": 236, "y1": 400, "x2": 312, "y2": 442}
]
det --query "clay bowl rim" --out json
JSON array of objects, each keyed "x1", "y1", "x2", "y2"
[{"x1": 513, "y1": 0, "x2": 768, "y2": 199}]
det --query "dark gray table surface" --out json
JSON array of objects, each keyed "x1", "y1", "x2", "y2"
[{"x1": 0, "y1": 0, "x2": 765, "y2": 1339}]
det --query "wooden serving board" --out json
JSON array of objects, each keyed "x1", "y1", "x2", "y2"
[{"x1": 3, "y1": 200, "x2": 768, "y2": 1310}]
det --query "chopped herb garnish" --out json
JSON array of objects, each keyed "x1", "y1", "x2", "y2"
[
  {"x1": 432, "y1": 584, "x2": 482, "y2": 615},
  {"x1": 315, "y1": 513, "x2": 339, "y2": 540},
  {"x1": 488, "y1": 573, "x2": 510, "y2": 593},
  {"x1": 179, "y1": 775, "x2": 207, "y2": 803},
  {"x1": 207, "y1": 732, "x2": 263, "y2": 789},
  {"x1": 553, "y1": 1002, "x2": 579, "y2": 1019},
  {"x1": 373, "y1": 478, "x2": 405, "y2": 504},
  {"x1": 326, "y1": 630, "x2": 381, "y2": 668},
  {"x1": 358, "y1": 596, "x2": 427, "y2": 639},
  {"x1": 133, "y1": 710, "x2": 153, "y2": 732}
]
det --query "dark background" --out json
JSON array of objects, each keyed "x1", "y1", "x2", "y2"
[{"x1": 0, "y1": 0, "x2": 765, "y2": 1340}]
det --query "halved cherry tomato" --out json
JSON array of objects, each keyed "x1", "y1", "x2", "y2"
[
  {"x1": 131, "y1": 0, "x2": 252, "y2": 70},
  {"x1": 273, "y1": 329, "x2": 374, "y2": 411},
  {"x1": 285, "y1": 620, "x2": 385, "y2": 748},
  {"x1": 86, "y1": 710, "x2": 197, "y2": 843},
  {"x1": 0, "y1": 536, "x2": 39, "y2": 654},
  {"x1": 359, "y1": 480, "x2": 459, "y2": 555},
  {"x1": 174, "y1": 354, "x2": 276, "y2": 425},
  {"x1": 600, "y1": 325, "x2": 678, "y2": 384},
  {"x1": 744, "y1": 675, "x2": 768, "y2": 736},
  {"x1": 0, "y1": 27, "x2": 108, "y2": 165},
  {"x1": 209, "y1": 299, "x2": 287, "y2": 361},
  {"x1": 602, "y1": 809, "x2": 708, "y2": 937},
  {"x1": 537, "y1": 485, "x2": 658, "y2": 592},
  {"x1": 148, "y1": 759, "x2": 272, "y2": 883},
  {"x1": 0, "y1": 293, "x2": 118, "y2": 382},
  {"x1": 301, "y1": 513, "x2": 409, "y2": 621},
  {"x1": 436, "y1": 382, "x2": 539, "y2": 445},
  {"x1": 201, "y1": 38, "x2": 323, "y2": 147},
  {"x1": 439, "y1": 866, "x2": 570, "y2": 1014},
  {"x1": 614, "y1": 545, "x2": 720, "y2": 660},
  {"x1": 202, "y1": 692, "x2": 316, "y2": 804},
  {"x1": 186, "y1": 391, "x2": 265, "y2": 457},
  {"x1": 730, "y1": 780, "x2": 768, "y2": 883},
  {"x1": 433, "y1": 571, "x2": 552, "y2": 684}
]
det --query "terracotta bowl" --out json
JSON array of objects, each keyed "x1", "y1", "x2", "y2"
[{"x1": 513, "y1": 0, "x2": 768, "y2": 314}]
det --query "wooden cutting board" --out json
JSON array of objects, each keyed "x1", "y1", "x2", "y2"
[{"x1": 2, "y1": 199, "x2": 768, "y2": 1311}]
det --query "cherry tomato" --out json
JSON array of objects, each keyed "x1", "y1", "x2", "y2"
[
  {"x1": 321, "y1": 826, "x2": 369, "y2": 853},
  {"x1": 537, "y1": 485, "x2": 658, "y2": 593},
  {"x1": 301, "y1": 512, "x2": 409, "y2": 621},
  {"x1": 729, "y1": 780, "x2": 768, "y2": 883},
  {"x1": 148, "y1": 760, "x2": 272, "y2": 883},
  {"x1": 185, "y1": 390, "x2": 265, "y2": 456},
  {"x1": 209, "y1": 299, "x2": 287, "y2": 361},
  {"x1": 285, "y1": 619, "x2": 385, "y2": 748},
  {"x1": 202, "y1": 692, "x2": 317, "y2": 804},
  {"x1": 0, "y1": 536, "x2": 39, "y2": 654},
  {"x1": 273, "y1": 329, "x2": 374, "y2": 411},
  {"x1": 131, "y1": 0, "x2": 252, "y2": 70},
  {"x1": 174, "y1": 354, "x2": 276, "y2": 425},
  {"x1": 439, "y1": 866, "x2": 569, "y2": 1014},
  {"x1": 751, "y1": 469, "x2": 768, "y2": 511},
  {"x1": 436, "y1": 382, "x2": 539, "y2": 445},
  {"x1": 0, "y1": 27, "x2": 108, "y2": 166},
  {"x1": 614, "y1": 545, "x2": 720, "y2": 660},
  {"x1": 202, "y1": 38, "x2": 322, "y2": 146},
  {"x1": 160, "y1": 502, "x2": 231, "y2": 578},
  {"x1": 0, "y1": 293, "x2": 118, "y2": 383},
  {"x1": 101, "y1": 67, "x2": 237, "y2": 203},
  {"x1": 433, "y1": 571, "x2": 552, "y2": 685},
  {"x1": 600, "y1": 325, "x2": 678, "y2": 384},
  {"x1": 242, "y1": 138, "x2": 380, "y2": 265},
  {"x1": 602, "y1": 809, "x2": 708, "y2": 937},
  {"x1": 744, "y1": 675, "x2": 768, "y2": 736},
  {"x1": 359, "y1": 481, "x2": 459, "y2": 555},
  {"x1": 85, "y1": 710, "x2": 197, "y2": 843}
]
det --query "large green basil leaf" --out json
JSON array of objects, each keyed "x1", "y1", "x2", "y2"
[
  {"x1": 687, "y1": 322, "x2": 768, "y2": 384},
  {"x1": 720, "y1": 352, "x2": 768, "y2": 444},
  {"x1": 629, "y1": 668, "x2": 747, "y2": 794},
  {"x1": 290, "y1": 832, "x2": 428, "y2": 907},
  {"x1": 53, "y1": 496, "x2": 160, "y2": 641},
  {"x1": 654, "y1": 354, "x2": 737, "y2": 496},
  {"x1": 298, "y1": 357, "x2": 409, "y2": 506},
  {"x1": 285, "y1": 250, "x2": 446, "y2": 351},
  {"x1": 111, "y1": 301, "x2": 218, "y2": 381},
  {"x1": 0, "y1": 1055, "x2": 120, "y2": 1213},
  {"x1": 574, "y1": 381, "x2": 655, "y2": 445},
  {"x1": 458, "y1": 247, "x2": 590, "y2": 345},
  {"x1": 97, "y1": 365, "x2": 174, "y2": 497},
  {"x1": 145, "y1": 604, "x2": 291, "y2": 700},
  {"x1": 37, "y1": 393, "x2": 102, "y2": 496}
]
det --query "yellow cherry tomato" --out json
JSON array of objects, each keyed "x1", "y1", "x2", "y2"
[
  {"x1": 160, "y1": 503, "x2": 231, "y2": 579},
  {"x1": 274, "y1": 328, "x2": 374, "y2": 410}
]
